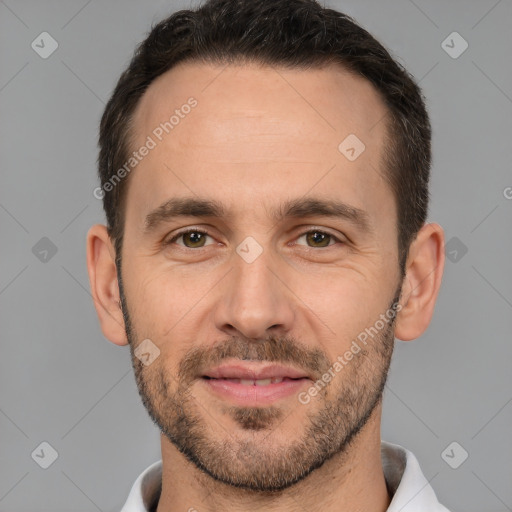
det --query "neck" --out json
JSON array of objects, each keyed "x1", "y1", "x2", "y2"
[{"x1": 156, "y1": 405, "x2": 390, "y2": 512}]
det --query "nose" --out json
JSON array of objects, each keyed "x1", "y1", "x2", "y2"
[{"x1": 214, "y1": 246, "x2": 295, "y2": 340}]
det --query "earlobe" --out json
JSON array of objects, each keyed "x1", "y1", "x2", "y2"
[
  {"x1": 394, "y1": 223, "x2": 445, "y2": 342},
  {"x1": 86, "y1": 224, "x2": 128, "y2": 346}
]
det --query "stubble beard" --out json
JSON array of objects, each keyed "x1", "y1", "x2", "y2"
[{"x1": 118, "y1": 270, "x2": 400, "y2": 492}]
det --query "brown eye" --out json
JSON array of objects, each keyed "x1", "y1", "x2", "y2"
[
  {"x1": 297, "y1": 230, "x2": 339, "y2": 248},
  {"x1": 306, "y1": 231, "x2": 332, "y2": 247},
  {"x1": 166, "y1": 229, "x2": 213, "y2": 248},
  {"x1": 182, "y1": 231, "x2": 207, "y2": 248}
]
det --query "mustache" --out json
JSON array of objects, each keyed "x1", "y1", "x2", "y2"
[{"x1": 178, "y1": 335, "x2": 333, "y2": 384}]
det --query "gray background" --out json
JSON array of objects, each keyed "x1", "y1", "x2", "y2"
[{"x1": 1, "y1": 0, "x2": 511, "y2": 510}]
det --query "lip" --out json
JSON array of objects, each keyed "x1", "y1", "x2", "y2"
[
  {"x1": 202, "y1": 378, "x2": 309, "y2": 406},
  {"x1": 202, "y1": 362, "x2": 310, "y2": 380},
  {"x1": 200, "y1": 362, "x2": 311, "y2": 406}
]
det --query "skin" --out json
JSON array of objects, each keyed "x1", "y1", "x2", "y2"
[{"x1": 86, "y1": 61, "x2": 445, "y2": 511}]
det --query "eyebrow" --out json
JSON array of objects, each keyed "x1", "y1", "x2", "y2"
[{"x1": 143, "y1": 196, "x2": 373, "y2": 235}]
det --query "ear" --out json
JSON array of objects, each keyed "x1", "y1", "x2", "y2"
[
  {"x1": 394, "y1": 223, "x2": 445, "y2": 341},
  {"x1": 86, "y1": 224, "x2": 128, "y2": 346}
]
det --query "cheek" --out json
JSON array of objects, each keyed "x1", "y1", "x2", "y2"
[
  {"x1": 126, "y1": 262, "x2": 211, "y2": 339},
  {"x1": 293, "y1": 270, "x2": 390, "y2": 353}
]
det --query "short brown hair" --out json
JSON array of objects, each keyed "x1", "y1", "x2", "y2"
[{"x1": 98, "y1": 0, "x2": 431, "y2": 275}]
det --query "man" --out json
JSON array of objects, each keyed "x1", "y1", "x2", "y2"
[{"x1": 86, "y1": 0, "x2": 448, "y2": 510}]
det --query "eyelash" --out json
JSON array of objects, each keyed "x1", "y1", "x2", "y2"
[{"x1": 164, "y1": 227, "x2": 344, "y2": 249}]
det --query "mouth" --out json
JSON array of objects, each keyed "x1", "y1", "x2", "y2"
[
  {"x1": 200, "y1": 362, "x2": 311, "y2": 405},
  {"x1": 202, "y1": 361, "x2": 311, "y2": 380},
  {"x1": 202, "y1": 376, "x2": 302, "y2": 386}
]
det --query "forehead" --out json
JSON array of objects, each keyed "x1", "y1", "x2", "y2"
[
  {"x1": 133, "y1": 60, "x2": 388, "y2": 146},
  {"x1": 126, "y1": 60, "x2": 392, "y2": 228}
]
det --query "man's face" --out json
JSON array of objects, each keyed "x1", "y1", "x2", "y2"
[{"x1": 119, "y1": 62, "x2": 403, "y2": 491}]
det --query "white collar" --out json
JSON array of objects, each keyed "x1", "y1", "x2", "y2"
[{"x1": 121, "y1": 441, "x2": 450, "y2": 511}]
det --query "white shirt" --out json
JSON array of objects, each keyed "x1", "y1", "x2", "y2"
[{"x1": 120, "y1": 441, "x2": 450, "y2": 511}]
